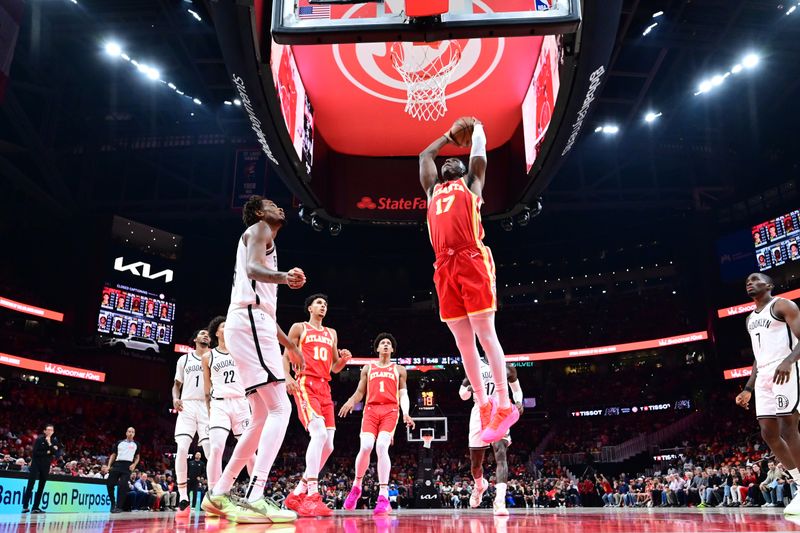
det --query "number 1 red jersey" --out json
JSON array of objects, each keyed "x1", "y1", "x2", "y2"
[
  {"x1": 366, "y1": 363, "x2": 399, "y2": 406},
  {"x1": 299, "y1": 322, "x2": 335, "y2": 381},
  {"x1": 426, "y1": 177, "x2": 485, "y2": 254}
]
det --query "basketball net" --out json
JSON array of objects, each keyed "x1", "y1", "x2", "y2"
[
  {"x1": 422, "y1": 435, "x2": 433, "y2": 449},
  {"x1": 390, "y1": 40, "x2": 463, "y2": 122}
]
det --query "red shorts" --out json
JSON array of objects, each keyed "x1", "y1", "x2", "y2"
[
  {"x1": 433, "y1": 244, "x2": 496, "y2": 321},
  {"x1": 360, "y1": 403, "x2": 399, "y2": 439},
  {"x1": 292, "y1": 375, "x2": 335, "y2": 430}
]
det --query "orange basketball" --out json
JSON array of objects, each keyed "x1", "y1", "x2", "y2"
[{"x1": 449, "y1": 117, "x2": 475, "y2": 147}]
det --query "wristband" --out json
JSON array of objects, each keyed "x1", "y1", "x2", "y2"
[
  {"x1": 443, "y1": 132, "x2": 454, "y2": 143},
  {"x1": 744, "y1": 385, "x2": 754, "y2": 393}
]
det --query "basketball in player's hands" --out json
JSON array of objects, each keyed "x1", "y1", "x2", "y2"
[{"x1": 449, "y1": 116, "x2": 475, "y2": 147}]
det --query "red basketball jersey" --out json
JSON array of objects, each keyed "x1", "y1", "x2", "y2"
[
  {"x1": 366, "y1": 363, "x2": 399, "y2": 406},
  {"x1": 299, "y1": 322, "x2": 335, "y2": 381},
  {"x1": 426, "y1": 177, "x2": 484, "y2": 253}
]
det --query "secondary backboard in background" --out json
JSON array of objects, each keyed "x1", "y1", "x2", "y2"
[{"x1": 272, "y1": 0, "x2": 581, "y2": 45}]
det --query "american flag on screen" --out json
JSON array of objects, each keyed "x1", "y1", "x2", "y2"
[{"x1": 297, "y1": 0, "x2": 331, "y2": 20}]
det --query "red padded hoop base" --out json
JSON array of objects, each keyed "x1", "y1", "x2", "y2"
[{"x1": 406, "y1": 0, "x2": 448, "y2": 18}]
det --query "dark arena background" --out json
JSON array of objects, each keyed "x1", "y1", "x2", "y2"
[{"x1": 2, "y1": 0, "x2": 800, "y2": 532}]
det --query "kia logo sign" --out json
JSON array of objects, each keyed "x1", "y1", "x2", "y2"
[
  {"x1": 356, "y1": 196, "x2": 427, "y2": 211},
  {"x1": 114, "y1": 257, "x2": 174, "y2": 284}
]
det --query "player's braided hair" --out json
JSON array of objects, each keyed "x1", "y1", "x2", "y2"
[
  {"x1": 374, "y1": 332, "x2": 397, "y2": 354},
  {"x1": 243, "y1": 195, "x2": 266, "y2": 227}
]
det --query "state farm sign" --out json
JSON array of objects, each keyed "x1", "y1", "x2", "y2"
[{"x1": 356, "y1": 196, "x2": 427, "y2": 211}]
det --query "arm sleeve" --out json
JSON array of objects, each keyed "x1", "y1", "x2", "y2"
[
  {"x1": 509, "y1": 380, "x2": 523, "y2": 404},
  {"x1": 459, "y1": 385, "x2": 472, "y2": 401},
  {"x1": 470, "y1": 124, "x2": 486, "y2": 159},
  {"x1": 399, "y1": 388, "x2": 410, "y2": 416}
]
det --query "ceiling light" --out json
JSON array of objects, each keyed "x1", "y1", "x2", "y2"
[
  {"x1": 731, "y1": 64, "x2": 743, "y2": 74},
  {"x1": 192, "y1": 98, "x2": 202, "y2": 105},
  {"x1": 601, "y1": 125, "x2": 619, "y2": 134},
  {"x1": 644, "y1": 111, "x2": 662, "y2": 123},
  {"x1": 652, "y1": 11, "x2": 664, "y2": 18},
  {"x1": 233, "y1": 98, "x2": 242, "y2": 106},
  {"x1": 104, "y1": 42, "x2": 122, "y2": 58},
  {"x1": 642, "y1": 22, "x2": 658, "y2": 36},
  {"x1": 224, "y1": 100, "x2": 232, "y2": 105},
  {"x1": 742, "y1": 53, "x2": 760, "y2": 69}
]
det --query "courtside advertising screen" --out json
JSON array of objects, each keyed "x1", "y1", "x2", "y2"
[
  {"x1": 98, "y1": 285, "x2": 175, "y2": 345},
  {"x1": 752, "y1": 209, "x2": 800, "y2": 271}
]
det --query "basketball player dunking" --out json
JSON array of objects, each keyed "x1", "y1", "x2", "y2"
[
  {"x1": 419, "y1": 117, "x2": 519, "y2": 442},
  {"x1": 736, "y1": 273, "x2": 800, "y2": 515},
  {"x1": 200, "y1": 315, "x2": 255, "y2": 516},
  {"x1": 283, "y1": 294, "x2": 352, "y2": 517},
  {"x1": 203, "y1": 195, "x2": 305, "y2": 524},
  {"x1": 172, "y1": 329, "x2": 211, "y2": 516},
  {"x1": 339, "y1": 333, "x2": 415, "y2": 515},
  {"x1": 460, "y1": 359, "x2": 524, "y2": 515}
]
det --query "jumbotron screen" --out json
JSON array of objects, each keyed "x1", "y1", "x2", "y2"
[
  {"x1": 752, "y1": 209, "x2": 800, "y2": 271},
  {"x1": 98, "y1": 284, "x2": 175, "y2": 344}
]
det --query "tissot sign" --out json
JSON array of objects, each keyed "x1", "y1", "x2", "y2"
[{"x1": 114, "y1": 257, "x2": 174, "y2": 284}]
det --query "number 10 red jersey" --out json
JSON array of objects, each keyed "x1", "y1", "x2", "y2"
[{"x1": 299, "y1": 322, "x2": 335, "y2": 381}]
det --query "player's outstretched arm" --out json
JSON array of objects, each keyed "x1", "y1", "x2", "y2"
[
  {"x1": 338, "y1": 365, "x2": 368, "y2": 417},
  {"x1": 201, "y1": 352, "x2": 212, "y2": 413},
  {"x1": 278, "y1": 323, "x2": 305, "y2": 372},
  {"x1": 398, "y1": 366, "x2": 415, "y2": 429},
  {"x1": 507, "y1": 364, "x2": 524, "y2": 413},
  {"x1": 467, "y1": 119, "x2": 487, "y2": 197},
  {"x1": 419, "y1": 135, "x2": 450, "y2": 197},
  {"x1": 244, "y1": 222, "x2": 305, "y2": 288}
]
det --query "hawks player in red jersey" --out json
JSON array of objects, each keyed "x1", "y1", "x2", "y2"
[
  {"x1": 338, "y1": 333, "x2": 414, "y2": 515},
  {"x1": 419, "y1": 117, "x2": 519, "y2": 443},
  {"x1": 283, "y1": 294, "x2": 351, "y2": 516}
]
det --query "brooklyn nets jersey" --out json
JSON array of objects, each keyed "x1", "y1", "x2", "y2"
[
  {"x1": 175, "y1": 351, "x2": 205, "y2": 401},
  {"x1": 474, "y1": 358, "x2": 498, "y2": 401},
  {"x1": 747, "y1": 298, "x2": 798, "y2": 369},
  {"x1": 229, "y1": 232, "x2": 278, "y2": 319},
  {"x1": 208, "y1": 348, "x2": 246, "y2": 399}
]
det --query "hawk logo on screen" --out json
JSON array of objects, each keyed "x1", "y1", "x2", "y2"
[
  {"x1": 114, "y1": 257, "x2": 174, "y2": 284},
  {"x1": 331, "y1": 0, "x2": 503, "y2": 114},
  {"x1": 357, "y1": 197, "x2": 377, "y2": 209}
]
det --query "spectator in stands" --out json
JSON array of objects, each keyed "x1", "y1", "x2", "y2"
[
  {"x1": 134, "y1": 472, "x2": 157, "y2": 510},
  {"x1": 159, "y1": 474, "x2": 177, "y2": 510},
  {"x1": 187, "y1": 452, "x2": 205, "y2": 508},
  {"x1": 760, "y1": 461, "x2": 780, "y2": 507}
]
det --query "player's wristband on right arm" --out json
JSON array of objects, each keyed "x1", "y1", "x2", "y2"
[{"x1": 744, "y1": 385, "x2": 754, "y2": 393}]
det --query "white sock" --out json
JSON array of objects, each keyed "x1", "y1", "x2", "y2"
[
  {"x1": 790, "y1": 468, "x2": 800, "y2": 483},
  {"x1": 473, "y1": 476, "x2": 484, "y2": 488},
  {"x1": 213, "y1": 392, "x2": 265, "y2": 496},
  {"x1": 495, "y1": 482, "x2": 507, "y2": 501},
  {"x1": 379, "y1": 484, "x2": 389, "y2": 498},
  {"x1": 447, "y1": 319, "x2": 488, "y2": 405},
  {"x1": 470, "y1": 314, "x2": 511, "y2": 408},
  {"x1": 293, "y1": 479, "x2": 307, "y2": 496},
  {"x1": 353, "y1": 434, "x2": 374, "y2": 489},
  {"x1": 308, "y1": 478, "x2": 318, "y2": 494},
  {"x1": 175, "y1": 440, "x2": 190, "y2": 501},
  {"x1": 245, "y1": 385, "x2": 291, "y2": 503},
  {"x1": 376, "y1": 433, "x2": 392, "y2": 495},
  {"x1": 303, "y1": 418, "x2": 327, "y2": 494}
]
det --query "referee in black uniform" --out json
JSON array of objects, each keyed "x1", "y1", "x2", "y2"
[
  {"x1": 22, "y1": 423, "x2": 60, "y2": 513},
  {"x1": 107, "y1": 427, "x2": 140, "y2": 513}
]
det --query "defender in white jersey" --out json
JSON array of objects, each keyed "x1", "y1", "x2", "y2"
[
  {"x1": 203, "y1": 195, "x2": 305, "y2": 524},
  {"x1": 202, "y1": 316, "x2": 254, "y2": 498},
  {"x1": 460, "y1": 358, "x2": 523, "y2": 515},
  {"x1": 736, "y1": 273, "x2": 800, "y2": 516},
  {"x1": 172, "y1": 328, "x2": 212, "y2": 515}
]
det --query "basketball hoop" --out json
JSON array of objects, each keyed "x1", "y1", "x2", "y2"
[
  {"x1": 422, "y1": 435, "x2": 433, "y2": 449},
  {"x1": 390, "y1": 40, "x2": 463, "y2": 122}
]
